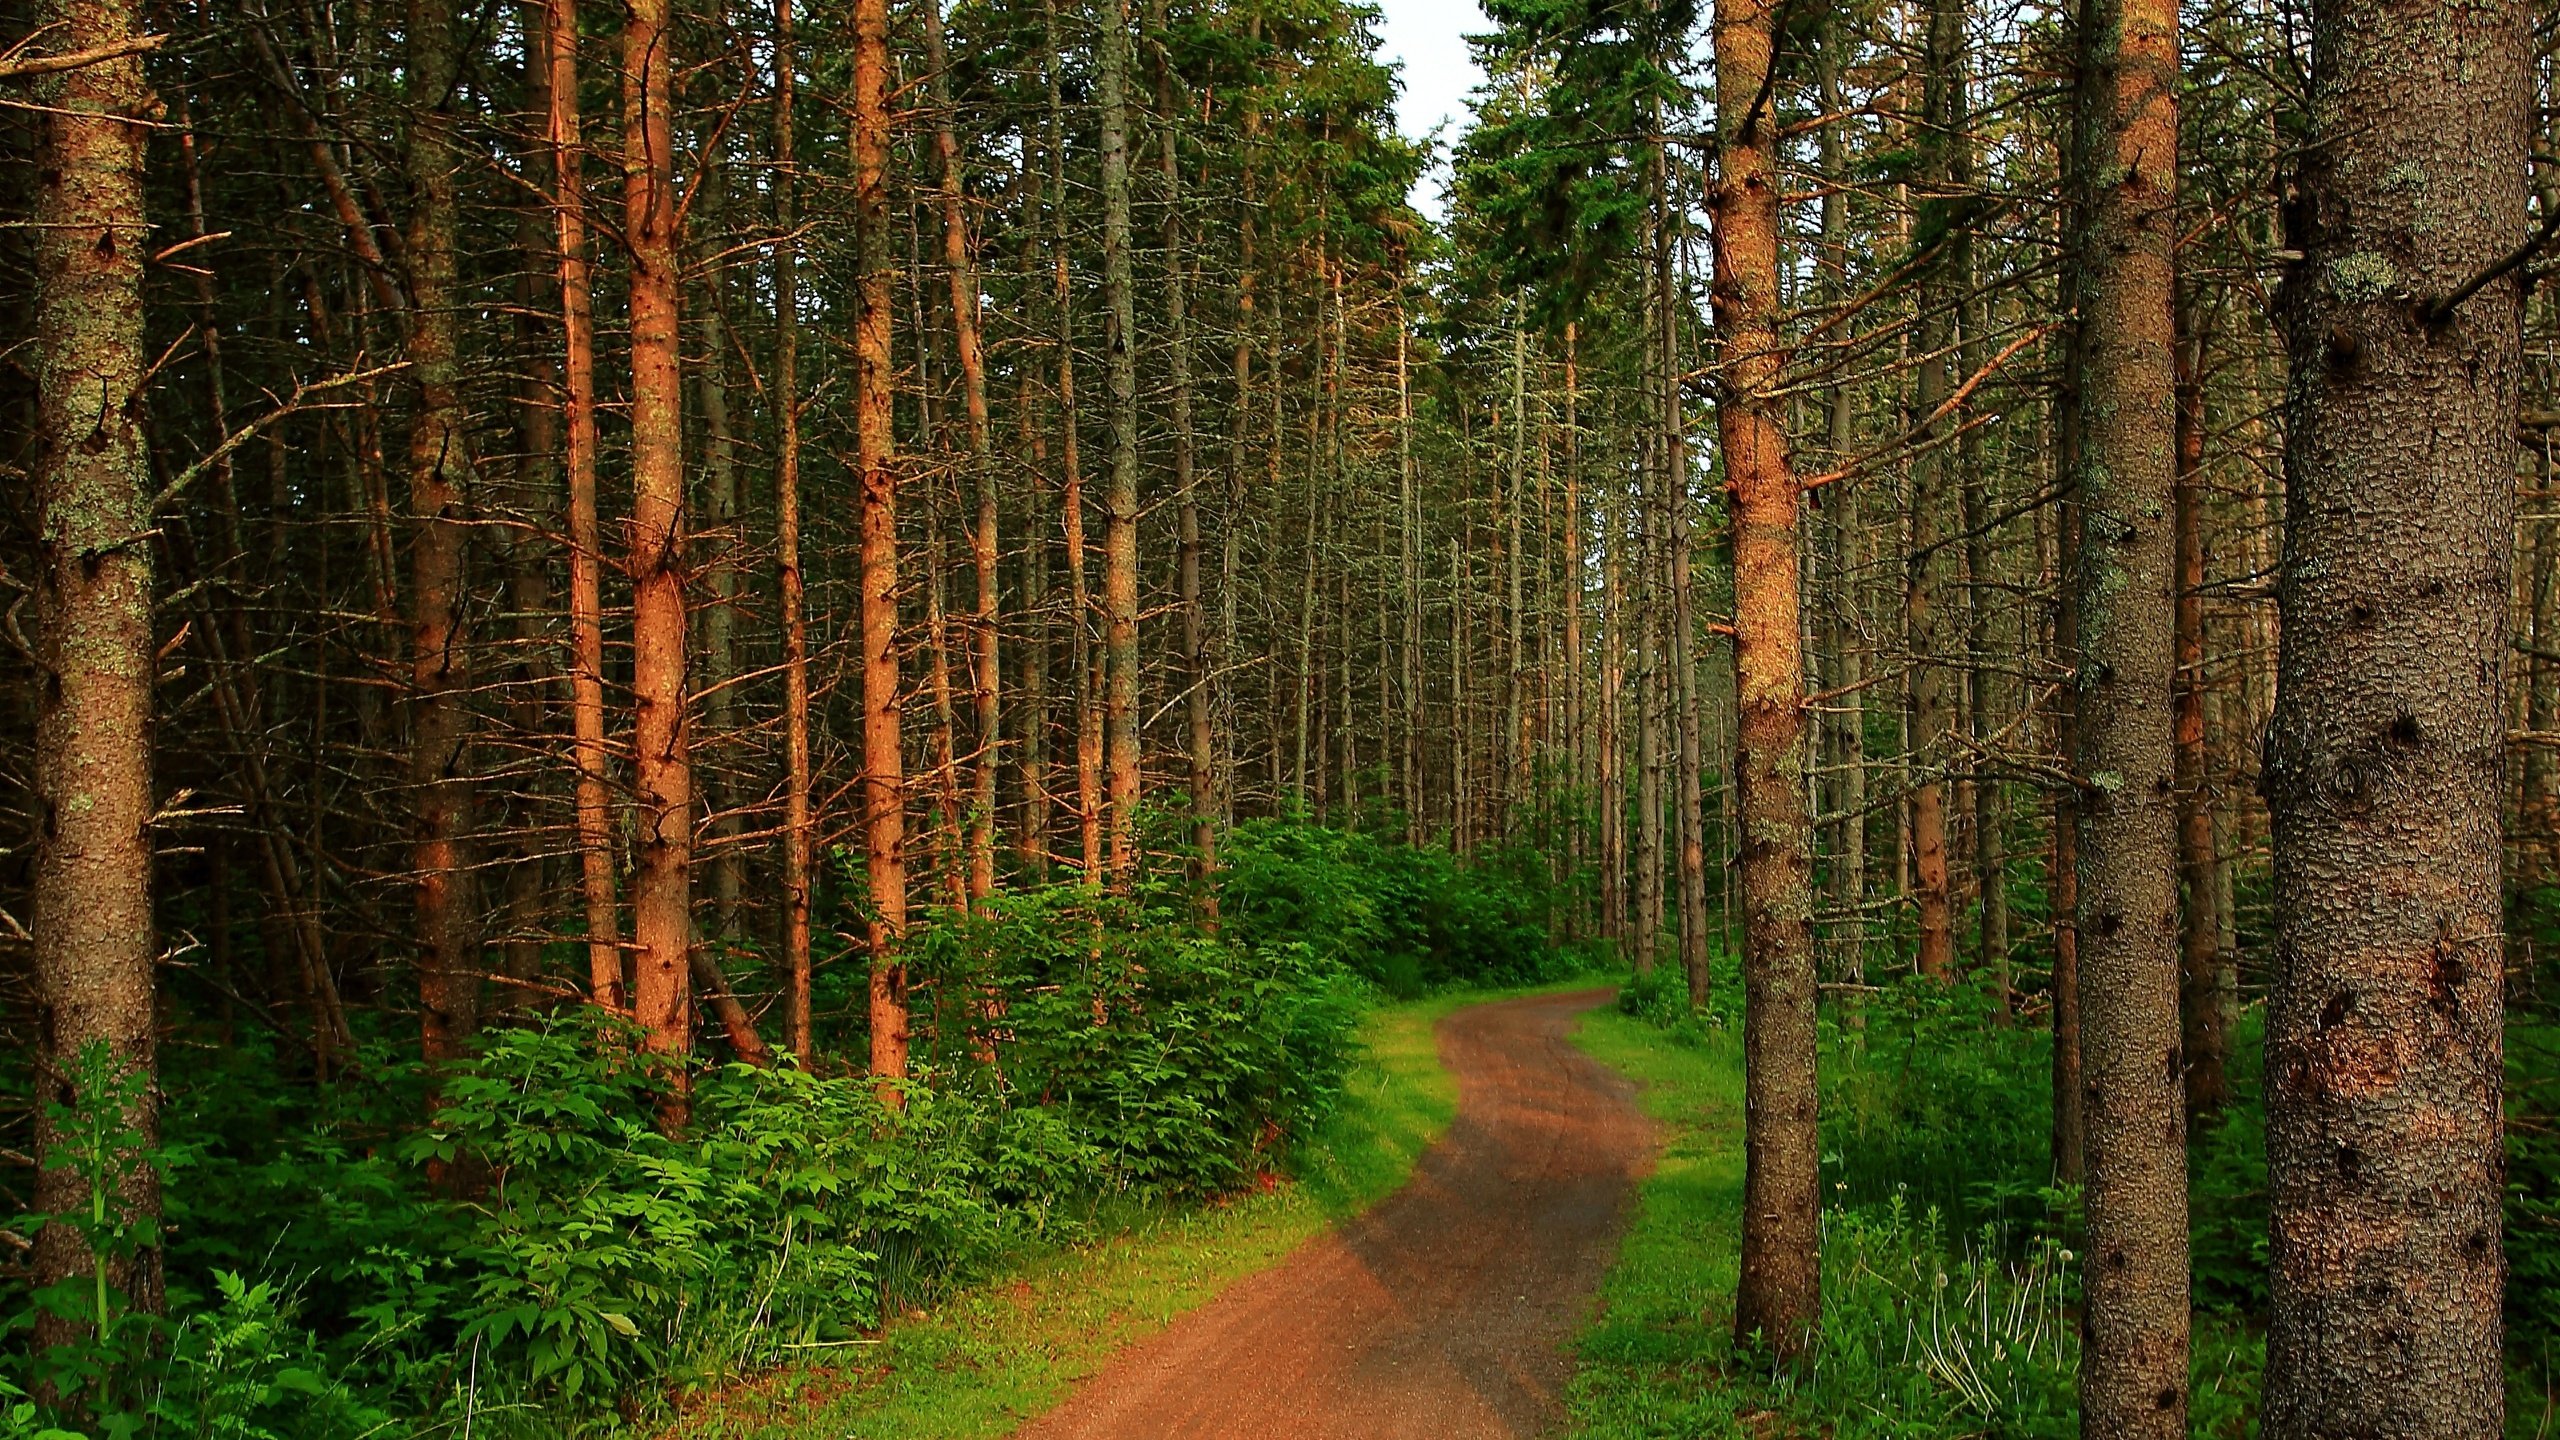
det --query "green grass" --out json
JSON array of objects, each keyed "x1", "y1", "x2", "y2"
[
  {"x1": 1559, "y1": 1005, "x2": 1766, "y2": 1439},
  {"x1": 662, "y1": 985, "x2": 1522, "y2": 1439}
]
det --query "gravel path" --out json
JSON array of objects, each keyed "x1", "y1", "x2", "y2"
[{"x1": 1011, "y1": 987, "x2": 1654, "y2": 1440}]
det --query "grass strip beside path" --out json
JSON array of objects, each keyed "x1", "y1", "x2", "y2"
[{"x1": 667, "y1": 983, "x2": 1580, "y2": 1440}]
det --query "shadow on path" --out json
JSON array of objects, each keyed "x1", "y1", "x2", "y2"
[{"x1": 1011, "y1": 987, "x2": 1655, "y2": 1440}]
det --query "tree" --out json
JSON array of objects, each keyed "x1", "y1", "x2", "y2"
[
  {"x1": 1714, "y1": 0, "x2": 1819, "y2": 1360},
  {"x1": 2260, "y1": 0, "x2": 2528, "y2": 1428},
  {"x1": 2067, "y1": 0, "x2": 2190, "y2": 1421},
  {"x1": 854, "y1": 0, "x2": 911, "y2": 1092},
  {"x1": 624, "y1": 0, "x2": 694, "y2": 1122},
  {"x1": 27, "y1": 0, "x2": 161, "y2": 1357}
]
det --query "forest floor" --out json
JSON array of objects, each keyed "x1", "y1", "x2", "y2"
[{"x1": 661, "y1": 980, "x2": 1643, "y2": 1440}]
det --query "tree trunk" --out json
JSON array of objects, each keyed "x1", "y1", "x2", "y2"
[
  {"x1": 1097, "y1": 0, "x2": 1143, "y2": 880},
  {"x1": 2172, "y1": 314, "x2": 2231, "y2": 1117},
  {"x1": 625, "y1": 0, "x2": 694, "y2": 1125},
  {"x1": 1715, "y1": 0, "x2": 1820, "y2": 1358},
  {"x1": 29, "y1": 0, "x2": 161, "y2": 1353},
  {"x1": 404, "y1": 0, "x2": 483, "y2": 1108},
  {"x1": 2069, "y1": 0, "x2": 2190, "y2": 1420},
  {"x1": 1906, "y1": 0, "x2": 1963, "y2": 982},
  {"x1": 2262, "y1": 0, "x2": 2525, "y2": 1426},
  {"x1": 855, "y1": 0, "x2": 909, "y2": 1093},
  {"x1": 774, "y1": 0, "x2": 814, "y2": 1058},
  {"x1": 547, "y1": 0, "x2": 622, "y2": 1012},
  {"x1": 920, "y1": 0, "x2": 1000, "y2": 907}
]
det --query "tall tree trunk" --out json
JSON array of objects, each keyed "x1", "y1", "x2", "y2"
[
  {"x1": 920, "y1": 0, "x2": 999, "y2": 906},
  {"x1": 2262, "y1": 0, "x2": 2524, "y2": 1426},
  {"x1": 1045, "y1": 0, "x2": 1102, "y2": 882},
  {"x1": 1656, "y1": 139, "x2": 1711, "y2": 1006},
  {"x1": 697, "y1": 213, "x2": 742, "y2": 943},
  {"x1": 625, "y1": 0, "x2": 694, "y2": 1124},
  {"x1": 548, "y1": 0, "x2": 621, "y2": 1012},
  {"x1": 405, "y1": 0, "x2": 483, "y2": 1105},
  {"x1": 1097, "y1": 0, "x2": 1143, "y2": 880},
  {"x1": 2048, "y1": 98, "x2": 2089, "y2": 1187},
  {"x1": 29, "y1": 0, "x2": 161, "y2": 1353},
  {"x1": 2172, "y1": 313, "x2": 2231, "y2": 1116},
  {"x1": 774, "y1": 0, "x2": 814, "y2": 1058},
  {"x1": 2069, "y1": 0, "x2": 2189, "y2": 1420},
  {"x1": 1906, "y1": 0, "x2": 1963, "y2": 981},
  {"x1": 1147, "y1": 1, "x2": 1214, "y2": 910},
  {"x1": 855, "y1": 0, "x2": 910, "y2": 1092},
  {"x1": 1715, "y1": 0, "x2": 1820, "y2": 1358}
]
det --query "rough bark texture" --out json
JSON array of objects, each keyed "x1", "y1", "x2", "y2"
[
  {"x1": 546, "y1": 0, "x2": 621, "y2": 1011},
  {"x1": 1098, "y1": 0, "x2": 1143, "y2": 880},
  {"x1": 625, "y1": 0, "x2": 694, "y2": 1123},
  {"x1": 854, "y1": 0, "x2": 910, "y2": 1093},
  {"x1": 404, "y1": 0, "x2": 483, "y2": 1093},
  {"x1": 1714, "y1": 0, "x2": 1821, "y2": 1359},
  {"x1": 2262, "y1": 0, "x2": 2525, "y2": 1428},
  {"x1": 921, "y1": 0, "x2": 999, "y2": 907},
  {"x1": 2069, "y1": 0, "x2": 2191, "y2": 1423},
  {"x1": 30, "y1": 0, "x2": 162, "y2": 1346}
]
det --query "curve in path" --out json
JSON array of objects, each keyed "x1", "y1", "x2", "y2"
[{"x1": 1012, "y1": 986, "x2": 1654, "y2": 1440}]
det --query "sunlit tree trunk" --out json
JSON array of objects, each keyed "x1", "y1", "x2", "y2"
[
  {"x1": 624, "y1": 0, "x2": 694, "y2": 1124},
  {"x1": 855, "y1": 0, "x2": 909, "y2": 1092},
  {"x1": 546, "y1": 0, "x2": 622, "y2": 1012},
  {"x1": 1715, "y1": 0, "x2": 1820, "y2": 1357},
  {"x1": 1097, "y1": 0, "x2": 1142, "y2": 879},
  {"x1": 920, "y1": 0, "x2": 999, "y2": 906}
]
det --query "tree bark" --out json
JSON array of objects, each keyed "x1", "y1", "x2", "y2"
[
  {"x1": 404, "y1": 0, "x2": 483, "y2": 1106},
  {"x1": 2262, "y1": 0, "x2": 2525, "y2": 1427},
  {"x1": 920, "y1": 0, "x2": 1000, "y2": 907},
  {"x1": 625, "y1": 0, "x2": 694, "y2": 1125},
  {"x1": 774, "y1": 0, "x2": 814, "y2": 1058},
  {"x1": 1715, "y1": 0, "x2": 1821, "y2": 1358},
  {"x1": 855, "y1": 0, "x2": 909, "y2": 1093},
  {"x1": 2171, "y1": 314, "x2": 2232, "y2": 1117},
  {"x1": 30, "y1": 0, "x2": 162, "y2": 1351},
  {"x1": 1906, "y1": 0, "x2": 1963, "y2": 982},
  {"x1": 1097, "y1": 0, "x2": 1143, "y2": 880},
  {"x1": 547, "y1": 0, "x2": 622, "y2": 1012},
  {"x1": 2069, "y1": 0, "x2": 2190, "y2": 1420}
]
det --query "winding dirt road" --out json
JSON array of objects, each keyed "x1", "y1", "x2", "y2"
[{"x1": 1012, "y1": 987, "x2": 1654, "y2": 1440}]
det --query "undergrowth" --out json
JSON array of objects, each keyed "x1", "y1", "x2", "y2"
[{"x1": 0, "y1": 820, "x2": 1590, "y2": 1438}]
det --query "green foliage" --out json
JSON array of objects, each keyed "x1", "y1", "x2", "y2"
[
  {"x1": 1218, "y1": 820, "x2": 1594, "y2": 996},
  {"x1": 12, "y1": 824, "x2": 1588, "y2": 1432}
]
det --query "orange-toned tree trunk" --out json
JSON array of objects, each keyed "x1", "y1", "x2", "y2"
[
  {"x1": 29, "y1": 0, "x2": 162, "y2": 1352},
  {"x1": 1714, "y1": 0, "x2": 1819, "y2": 1359},
  {"x1": 1097, "y1": 0, "x2": 1143, "y2": 880},
  {"x1": 624, "y1": 0, "x2": 693, "y2": 1123},
  {"x1": 547, "y1": 0, "x2": 620, "y2": 1010},
  {"x1": 920, "y1": 0, "x2": 999, "y2": 906},
  {"x1": 854, "y1": 0, "x2": 910, "y2": 1092}
]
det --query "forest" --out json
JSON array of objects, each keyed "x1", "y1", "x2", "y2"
[{"x1": 0, "y1": 0, "x2": 2547, "y2": 1432}]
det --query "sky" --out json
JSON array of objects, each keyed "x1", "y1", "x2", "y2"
[{"x1": 1368, "y1": 0, "x2": 1490, "y2": 219}]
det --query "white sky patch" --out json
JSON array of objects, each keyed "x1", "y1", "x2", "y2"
[{"x1": 1370, "y1": 0, "x2": 1490, "y2": 220}]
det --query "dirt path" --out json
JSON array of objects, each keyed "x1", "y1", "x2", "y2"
[{"x1": 1012, "y1": 987, "x2": 1654, "y2": 1440}]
